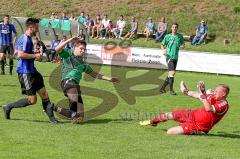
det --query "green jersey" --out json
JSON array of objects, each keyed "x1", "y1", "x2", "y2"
[
  {"x1": 162, "y1": 33, "x2": 184, "y2": 61},
  {"x1": 59, "y1": 48, "x2": 93, "y2": 84}
]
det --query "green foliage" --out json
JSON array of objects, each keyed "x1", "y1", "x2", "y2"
[
  {"x1": 232, "y1": 6, "x2": 240, "y2": 13},
  {"x1": 139, "y1": 0, "x2": 145, "y2": 4},
  {"x1": 25, "y1": 10, "x2": 35, "y2": 17}
]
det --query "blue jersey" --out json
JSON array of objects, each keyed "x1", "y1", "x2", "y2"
[
  {"x1": 0, "y1": 22, "x2": 17, "y2": 46},
  {"x1": 16, "y1": 34, "x2": 36, "y2": 74}
]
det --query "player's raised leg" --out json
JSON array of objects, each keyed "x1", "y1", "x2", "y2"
[{"x1": 140, "y1": 112, "x2": 173, "y2": 126}]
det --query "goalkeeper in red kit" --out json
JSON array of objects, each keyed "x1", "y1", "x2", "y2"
[{"x1": 140, "y1": 81, "x2": 230, "y2": 135}]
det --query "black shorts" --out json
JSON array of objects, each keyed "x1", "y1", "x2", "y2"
[
  {"x1": 18, "y1": 71, "x2": 45, "y2": 96},
  {"x1": 61, "y1": 78, "x2": 81, "y2": 97},
  {"x1": 167, "y1": 59, "x2": 178, "y2": 71},
  {"x1": 0, "y1": 45, "x2": 14, "y2": 56}
]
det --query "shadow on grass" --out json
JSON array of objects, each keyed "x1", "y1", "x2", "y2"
[
  {"x1": 207, "y1": 131, "x2": 240, "y2": 139},
  {"x1": 84, "y1": 118, "x2": 134, "y2": 124},
  {"x1": 10, "y1": 118, "x2": 69, "y2": 124},
  {"x1": 0, "y1": 84, "x2": 17, "y2": 87}
]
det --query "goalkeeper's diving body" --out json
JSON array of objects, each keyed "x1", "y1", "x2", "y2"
[
  {"x1": 54, "y1": 37, "x2": 119, "y2": 123},
  {"x1": 140, "y1": 81, "x2": 230, "y2": 135}
]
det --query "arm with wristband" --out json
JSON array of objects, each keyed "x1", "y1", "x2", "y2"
[{"x1": 180, "y1": 81, "x2": 212, "y2": 112}]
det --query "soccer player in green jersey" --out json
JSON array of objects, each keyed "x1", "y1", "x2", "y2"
[
  {"x1": 160, "y1": 23, "x2": 185, "y2": 95},
  {"x1": 54, "y1": 37, "x2": 119, "y2": 123}
]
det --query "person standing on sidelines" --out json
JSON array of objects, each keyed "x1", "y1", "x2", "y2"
[
  {"x1": 159, "y1": 23, "x2": 185, "y2": 95},
  {"x1": 2, "y1": 18, "x2": 58, "y2": 123},
  {"x1": 0, "y1": 15, "x2": 17, "y2": 75}
]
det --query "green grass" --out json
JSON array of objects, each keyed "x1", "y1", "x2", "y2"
[{"x1": 0, "y1": 62, "x2": 240, "y2": 159}]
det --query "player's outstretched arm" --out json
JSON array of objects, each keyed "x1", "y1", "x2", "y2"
[
  {"x1": 88, "y1": 71, "x2": 119, "y2": 83},
  {"x1": 180, "y1": 81, "x2": 200, "y2": 99},
  {"x1": 55, "y1": 36, "x2": 78, "y2": 54}
]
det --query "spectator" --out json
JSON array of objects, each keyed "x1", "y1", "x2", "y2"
[
  {"x1": 112, "y1": 15, "x2": 126, "y2": 39},
  {"x1": 78, "y1": 29, "x2": 86, "y2": 41},
  {"x1": 77, "y1": 11, "x2": 86, "y2": 25},
  {"x1": 34, "y1": 42, "x2": 43, "y2": 62},
  {"x1": 69, "y1": 13, "x2": 76, "y2": 21},
  {"x1": 34, "y1": 37, "x2": 47, "y2": 55},
  {"x1": 92, "y1": 14, "x2": 102, "y2": 39},
  {"x1": 100, "y1": 15, "x2": 110, "y2": 39},
  {"x1": 155, "y1": 17, "x2": 167, "y2": 42},
  {"x1": 124, "y1": 17, "x2": 138, "y2": 40},
  {"x1": 50, "y1": 12, "x2": 57, "y2": 20},
  {"x1": 61, "y1": 12, "x2": 69, "y2": 20},
  {"x1": 107, "y1": 20, "x2": 116, "y2": 39},
  {"x1": 46, "y1": 35, "x2": 60, "y2": 62},
  {"x1": 60, "y1": 35, "x2": 71, "y2": 49},
  {"x1": 191, "y1": 19, "x2": 208, "y2": 45},
  {"x1": 85, "y1": 14, "x2": 94, "y2": 35},
  {"x1": 143, "y1": 17, "x2": 155, "y2": 41}
]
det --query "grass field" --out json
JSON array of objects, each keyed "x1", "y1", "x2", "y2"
[{"x1": 0, "y1": 62, "x2": 240, "y2": 159}]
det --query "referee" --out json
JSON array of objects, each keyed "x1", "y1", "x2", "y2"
[
  {"x1": 160, "y1": 23, "x2": 185, "y2": 95},
  {"x1": 0, "y1": 15, "x2": 17, "y2": 75}
]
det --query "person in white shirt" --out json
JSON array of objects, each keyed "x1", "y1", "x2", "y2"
[
  {"x1": 100, "y1": 15, "x2": 110, "y2": 39},
  {"x1": 112, "y1": 15, "x2": 126, "y2": 39}
]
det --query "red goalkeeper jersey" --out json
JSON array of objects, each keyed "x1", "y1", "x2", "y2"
[{"x1": 192, "y1": 94, "x2": 229, "y2": 132}]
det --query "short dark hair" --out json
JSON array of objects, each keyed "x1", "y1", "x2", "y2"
[
  {"x1": 3, "y1": 15, "x2": 9, "y2": 19},
  {"x1": 120, "y1": 15, "x2": 123, "y2": 18},
  {"x1": 73, "y1": 39, "x2": 87, "y2": 47},
  {"x1": 172, "y1": 23, "x2": 179, "y2": 27},
  {"x1": 26, "y1": 18, "x2": 39, "y2": 28}
]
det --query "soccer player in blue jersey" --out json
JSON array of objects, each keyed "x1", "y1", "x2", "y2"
[
  {"x1": 0, "y1": 15, "x2": 17, "y2": 75},
  {"x1": 2, "y1": 18, "x2": 58, "y2": 123}
]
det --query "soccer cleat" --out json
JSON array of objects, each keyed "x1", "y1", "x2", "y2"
[
  {"x1": 2, "y1": 105, "x2": 11, "y2": 119},
  {"x1": 170, "y1": 90, "x2": 177, "y2": 95},
  {"x1": 49, "y1": 117, "x2": 58, "y2": 124},
  {"x1": 0, "y1": 72, "x2": 5, "y2": 75},
  {"x1": 139, "y1": 120, "x2": 151, "y2": 126},
  {"x1": 71, "y1": 112, "x2": 84, "y2": 124},
  {"x1": 159, "y1": 89, "x2": 167, "y2": 94},
  {"x1": 45, "y1": 103, "x2": 58, "y2": 124}
]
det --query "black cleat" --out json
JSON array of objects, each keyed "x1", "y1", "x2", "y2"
[
  {"x1": 170, "y1": 90, "x2": 177, "y2": 95},
  {"x1": 71, "y1": 112, "x2": 84, "y2": 124},
  {"x1": 159, "y1": 89, "x2": 167, "y2": 94},
  {"x1": 49, "y1": 117, "x2": 58, "y2": 124},
  {"x1": 0, "y1": 72, "x2": 5, "y2": 75},
  {"x1": 2, "y1": 105, "x2": 11, "y2": 119}
]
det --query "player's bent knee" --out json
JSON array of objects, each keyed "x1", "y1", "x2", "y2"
[
  {"x1": 28, "y1": 96, "x2": 37, "y2": 105},
  {"x1": 167, "y1": 127, "x2": 184, "y2": 135}
]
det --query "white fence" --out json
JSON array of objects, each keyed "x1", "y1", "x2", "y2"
[{"x1": 86, "y1": 44, "x2": 240, "y2": 76}]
